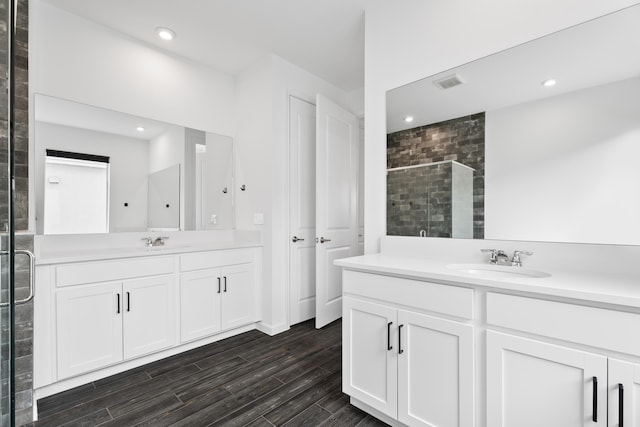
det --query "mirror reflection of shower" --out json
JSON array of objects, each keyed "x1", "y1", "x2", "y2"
[{"x1": 387, "y1": 160, "x2": 474, "y2": 238}]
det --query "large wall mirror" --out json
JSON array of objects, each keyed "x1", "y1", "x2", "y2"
[
  {"x1": 386, "y1": 5, "x2": 640, "y2": 245},
  {"x1": 35, "y1": 94, "x2": 235, "y2": 234}
]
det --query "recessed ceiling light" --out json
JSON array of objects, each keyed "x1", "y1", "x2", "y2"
[
  {"x1": 156, "y1": 27, "x2": 176, "y2": 41},
  {"x1": 404, "y1": 116, "x2": 414, "y2": 123},
  {"x1": 542, "y1": 79, "x2": 557, "y2": 87},
  {"x1": 136, "y1": 126, "x2": 145, "y2": 132}
]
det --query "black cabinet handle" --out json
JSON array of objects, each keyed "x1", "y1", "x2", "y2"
[
  {"x1": 398, "y1": 324, "x2": 404, "y2": 354},
  {"x1": 619, "y1": 383, "x2": 624, "y2": 427},
  {"x1": 126, "y1": 292, "x2": 131, "y2": 312},
  {"x1": 116, "y1": 293, "x2": 120, "y2": 314},
  {"x1": 387, "y1": 322, "x2": 393, "y2": 351},
  {"x1": 217, "y1": 277, "x2": 221, "y2": 294},
  {"x1": 592, "y1": 376, "x2": 598, "y2": 422},
  {"x1": 224, "y1": 276, "x2": 227, "y2": 292}
]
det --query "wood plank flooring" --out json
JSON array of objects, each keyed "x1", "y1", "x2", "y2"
[{"x1": 33, "y1": 320, "x2": 388, "y2": 426}]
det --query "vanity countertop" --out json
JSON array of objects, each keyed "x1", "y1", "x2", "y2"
[
  {"x1": 335, "y1": 254, "x2": 640, "y2": 309},
  {"x1": 36, "y1": 240, "x2": 262, "y2": 265}
]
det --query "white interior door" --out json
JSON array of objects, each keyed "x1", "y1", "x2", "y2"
[
  {"x1": 289, "y1": 96, "x2": 317, "y2": 325},
  {"x1": 315, "y1": 94, "x2": 358, "y2": 328}
]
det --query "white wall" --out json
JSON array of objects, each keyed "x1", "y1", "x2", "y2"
[
  {"x1": 35, "y1": 122, "x2": 149, "y2": 233},
  {"x1": 363, "y1": 0, "x2": 640, "y2": 253},
  {"x1": 235, "y1": 54, "x2": 358, "y2": 333},
  {"x1": 485, "y1": 77, "x2": 640, "y2": 245}
]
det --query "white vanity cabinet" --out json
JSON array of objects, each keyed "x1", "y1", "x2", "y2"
[
  {"x1": 486, "y1": 292, "x2": 640, "y2": 427},
  {"x1": 179, "y1": 250, "x2": 255, "y2": 343},
  {"x1": 57, "y1": 275, "x2": 175, "y2": 379},
  {"x1": 608, "y1": 358, "x2": 640, "y2": 427},
  {"x1": 54, "y1": 258, "x2": 176, "y2": 380},
  {"x1": 35, "y1": 246, "x2": 261, "y2": 399},
  {"x1": 337, "y1": 254, "x2": 640, "y2": 427},
  {"x1": 56, "y1": 281, "x2": 124, "y2": 379},
  {"x1": 343, "y1": 270, "x2": 475, "y2": 427},
  {"x1": 180, "y1": 263, "x2": 254, "y2": 342},
  {"x1": 486, "y1": 331, "x2": 606, "y2": 427}
]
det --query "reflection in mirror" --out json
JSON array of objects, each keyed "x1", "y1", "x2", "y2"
[
  {"x1": 35, "y1": 94, "x2": 235, "y2": 234},
  {"x1": 43, "y1": 150, "x2": 110, "y2": 234},
  {"x1": 386, "y1": 5, "x2": 640, "y2": 245},
  {"x1": 148, "y1": 164, "x2": 180, "y2": 231}
]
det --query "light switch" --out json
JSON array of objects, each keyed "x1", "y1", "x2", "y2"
[
  {"x1": 253, "y1": 213, "x2": 264, "y2": 225},
  {"x1": 210, "y1": 214, "x2": 217, "y2": 224}
]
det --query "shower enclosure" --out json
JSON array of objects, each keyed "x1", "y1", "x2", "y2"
[
  {"x1": 1, "y1": 0, "x2": 34, "y2": 425},
  {"x1": 387, "y1": 160, "x2": 475, "y2": 238}
]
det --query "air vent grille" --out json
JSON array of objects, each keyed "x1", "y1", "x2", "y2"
[{"x1": 433, "y1": 74, "x2": 464, "y2": 90}]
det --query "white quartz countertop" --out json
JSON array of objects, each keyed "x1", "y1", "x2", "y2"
[
  {"x1": 36, "y1": 240, "x2": 262, "y2": 265},
  {"x1": 335, "y1": 254, "x2": 640, "y2": 309}
]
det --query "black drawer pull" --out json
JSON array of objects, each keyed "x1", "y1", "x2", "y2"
[
  {"x1": 217, "y1": 277, "x2": 221, "y2": 294},
  {"x1": 398, "y1": 324, "x2": 404, "y2": 354},
  {"x1": 387, "y1": 322, "x2": 393, "y2": 351},
  {"x1": 619, "y1": 383, "x2": 624, "y2": 427},
  {"x1": 126, "y1": 292, "x2": 131, "y2": 312},
  {"x1": 116, "y1": 293, "x2": 120, "y2": 314},
  {"x1": 592, "y1": 376, "x2": 598, "y2": 422},
  {"x1": 224, "y1": 276, "x2": 227, "y2": 292}
]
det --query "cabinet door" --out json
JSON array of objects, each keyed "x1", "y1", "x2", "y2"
[
  {"x1": 180, "y1": 269, "x2": 222, "y2": 342},
  {"x1": 343, "y1": 297, "x2": 398, "y2": 418},
  {"x1": 220, "y1": 263, "x2": 254, "y2": 330},
  {"x1": 398, "y1": 310, "x2": 474, "y2": 427},
  {"x1": 56, "y1": 282, "x2": 123, "y2": 379},
  {"x1": 123, "y1": 275, "x2": 176, "y2": 359},
  {"x1": 487, "y1": 331, "x2": 607, "y2": 427},
  {"x1": 609, "y1": 358, "x2": 640, "y2": 427}
]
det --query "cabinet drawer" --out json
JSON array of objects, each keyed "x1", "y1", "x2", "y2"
[
  {"x1": 56, "y1": 256, "x2": 175, "y2": 287},
  {"x1": 180, "y1": 249, "x2": 253, "y2": 272},
  {"x1": 487, "y1": 292, "x2": 640, "y2": 356},
  {"x1": 343, "y1": 270, "x2": 474, "y2": 320}
]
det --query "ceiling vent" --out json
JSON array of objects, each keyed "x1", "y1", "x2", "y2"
[{"x1": 433, "y1": 74, "x2": 464, "y2": 90}]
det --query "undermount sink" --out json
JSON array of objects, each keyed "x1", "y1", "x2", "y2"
[{"x1": 446, "y1": 263, "x2": 551, "y2": 279}]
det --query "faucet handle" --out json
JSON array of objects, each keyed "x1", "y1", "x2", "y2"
[
  {"x1": 512, "y1": 250, "x2": 533, "y2": 267},
  {"x1": 141, "y1": 237, "x2": 153, "y2": 247},
  {"x1": 481, "y1": 248, "x2": 498, "y2": 263}
]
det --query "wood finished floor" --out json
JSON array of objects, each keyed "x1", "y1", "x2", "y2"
[{"x1": 32, "y1": 319, "x2": 388, "y2": 427}]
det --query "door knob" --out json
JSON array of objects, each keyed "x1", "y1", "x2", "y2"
[
  {"x1": 291, "y1": 236, "x2": 305, "y2": 243},
  {"x1": 319, "y1": 237, "x2": 331, "y2": 244}
]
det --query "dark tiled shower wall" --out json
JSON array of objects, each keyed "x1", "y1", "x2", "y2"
[
  {"x1": 387, "y1": 113, "x2": 485, "y2": 238},
  {"x1": 387, "y1": 163, "x2": 453, "y2": 237},
  {"x1": 0, "y1": 0, "x2": 33, "y2": 425}
]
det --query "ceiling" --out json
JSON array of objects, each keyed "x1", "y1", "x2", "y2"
[{"x1": 40, "y1": 0, "x2": 366, "y2": 91}]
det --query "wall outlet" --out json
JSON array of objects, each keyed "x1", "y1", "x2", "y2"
[
  {"x1": 253, "y1": 213, "x2": 264, "y2": 225},
  {"x1": 210, "y1": 214, "x2": 217, "y2": 224}
]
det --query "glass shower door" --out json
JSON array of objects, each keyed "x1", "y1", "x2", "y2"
[{"x1": 2, "y1": 0, "x2": 19, "y2": 424}]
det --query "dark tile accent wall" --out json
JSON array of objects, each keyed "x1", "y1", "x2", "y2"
[
  {"x1": 0, "y1": 0, "x2": 33, "y2": 425},
  {"x1": 387, "y1": 163, "x2": 453, "y2": 237},
  {"x1": 387, "y1": 113, "x2": 485, "y2": 238}
]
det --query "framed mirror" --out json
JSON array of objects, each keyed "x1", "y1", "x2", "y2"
[
  {"x1": 386, "y1": 5, "x2": 640, "y2": 245},
  {"x1": 34, "y1": 94, "x2": 235, "y2": 234}
]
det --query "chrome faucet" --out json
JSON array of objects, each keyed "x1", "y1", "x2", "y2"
[
  {"x1": 152, "y1": 236, "x2": 169, "y2": 246},
  {"x1": 511, "y1": 250, "x2": 533, "y2": 267},
  {"x1": 481, "y1": 249, "x2": 510, "y2": 265},
  {"x1": 141, "y1": 236, "x2": 170, "y2": 247}
]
